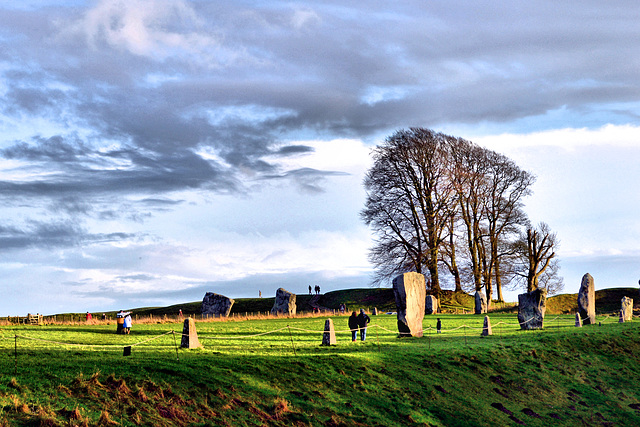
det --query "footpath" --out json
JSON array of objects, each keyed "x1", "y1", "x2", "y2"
[{"x1": 308, "y1": 294, "x2": 333, "y2": 313}]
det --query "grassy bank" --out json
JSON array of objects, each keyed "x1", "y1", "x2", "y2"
[
  {"x1": 0, "y1": 312, "x2": 639, "y2": 425},
  {"x1": 45, "y1": 286, "x2": 639, "y2": 324}
]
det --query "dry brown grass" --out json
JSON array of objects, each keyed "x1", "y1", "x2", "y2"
[
  {"x1": 272, "y1": 397, "x2": 291, "y2": 421},
  {"x1": 97, "y1": 410, "x2": 118, "y2": 426}
]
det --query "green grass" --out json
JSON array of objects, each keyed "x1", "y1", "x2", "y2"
[{"x1": 0, "y1": 312, "x2": 639, "y2": 425}]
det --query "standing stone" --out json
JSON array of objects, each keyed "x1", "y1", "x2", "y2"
[
  {"x1": 322, "y1": 318, "x2": 337, "y2": 346},
  {"x1": 425, "y1": 296, "x2": 438, "y2": 315},
  {"x1": 270, "y1": 288, "x2": 297, "y2": 316},
  {"x1": 180, "y1": 317, "x2": 202, "y2": 349},
  {"x1": 481, "y1": 316, "x2": 492, "y2": 336},
  {"x1": 372, "y1": 307, "x2": 378, "y2": 316},
  {"x1": 575, "y1": 312, "x2": 582, "y2": 327},
  {"x1": 475, "y1": 292, "x2": 488, "y2": 315},
  {"x1": 577, "y1": 273, "x2": 596, "y2": 325},
  {"x1": 517, "y1": 288, "x2": 547, "y2": 330},
  {"x1": 201, "y1": 293, "x2": 235, "y2": 318},
  {"x1": 621, "y1": 296, "x2": 633, "y2": 322},
  {"x1": 393, "y1": 272, "x2": 426, "y2": 337}
]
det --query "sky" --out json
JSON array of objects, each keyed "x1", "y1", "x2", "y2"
[{"x1": 1, "y1": 1, "x2": 640, "y2": 314}]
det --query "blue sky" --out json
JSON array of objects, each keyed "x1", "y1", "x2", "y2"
[{"x1": 1, "y1": 0, "x2": 640, "y2": 314}]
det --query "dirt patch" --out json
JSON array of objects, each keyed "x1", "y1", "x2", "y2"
[
  {"x1": 508, "y1": 415, "x2": 525, "y2": 425},
  {"x1": 491, "y1": 402, "x2": 512, "y2": 416},
  {"x1": 521, "y1": 408, "x2": 541, "y2": 418},
  {"x1": 434, "y1": 385, "x2": 448, "y2": 394},
  {"x1": 493, "y1": 388, "x2": 508, "y2": 398},
  {"x1": 489, "y1": 375, "x2": 504, "y2": 385}
]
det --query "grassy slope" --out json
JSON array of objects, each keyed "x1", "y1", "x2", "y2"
[
  {"x1": 86, "y1": 288, "x2": 475, "y2": 319},
  {"x1": 58, "y1": 287, "x2": 637, "y2": 321},
  {"x1": 546, "y1": 287, "x2": 639, "y2": 314},
  {"x1": 1, "y1": 314, "x2": 640, "y2": 425}
]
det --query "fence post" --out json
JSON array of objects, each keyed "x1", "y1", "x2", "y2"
[
  {"x1": 287, "y1": 325, "x2": 297, "y2": 356},
  {"x1": 172, "y1": 331, "x2": 180, "y2": 361},
  {"x1": 464, "y1": 325, "x2": 467, "y2": 346},
  {"x1": 14, "y1": 335, "x2": 18, "y2": 376}
]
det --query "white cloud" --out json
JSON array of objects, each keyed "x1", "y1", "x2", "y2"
[
  {"x1": 64, "y1": 0, "x2": 226, "y2": 63},
  {"x1": 274, "y1": 138, "x2": 372, "y2": 174},
  {"x1": 290, "y1": 8, "x2": 320, "y2": 30},
  {"x1": 473, "y1": 123, "x2": 640, "y2": 152}
]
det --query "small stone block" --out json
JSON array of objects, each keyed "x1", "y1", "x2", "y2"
[
  {"x1": 181, "y1": 317, "x2": 202, "y2": 349},
  {"x1": 322, "y1": 318, "x2": 337, "y2": 346},
  {"x1": 481, "y1": 315, "x2": 492, "y2": 336},
  {"x1": 425, "y1": 295, "x2": 438, "y2": 315},
  {"x1": 621, "y1": 296, "x2": 633, "y2": 322}
]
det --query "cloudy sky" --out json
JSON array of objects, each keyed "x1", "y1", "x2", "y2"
[{"x1": 1, "y1": 0, "x2": 640, "y2": 314}]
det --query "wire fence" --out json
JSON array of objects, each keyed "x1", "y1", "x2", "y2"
[
  {"x1": 0, "y1": 311, "x2": 637, "y2": 376},
  {"x1": 0, "y1": 315, "x2": 638, "y2": 358}
]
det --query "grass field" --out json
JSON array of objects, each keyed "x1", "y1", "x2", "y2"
[{"x1": 0, "y1": 311, "x2": 639, "y2": 426}]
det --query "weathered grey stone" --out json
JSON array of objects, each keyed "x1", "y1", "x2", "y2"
[
  {"x1": 372, "y1": 307, "x2": 378, "y2": 316},
  {"x1": 180, "y1": 317, "x2": 202, "y2": 349},
  {"x1": 425, "y1": 295, "x2": 438, "y2": 315},
  {"x1": 575, "y1": 312, "x2": 582, "y2": 327},
  {"x1": 393, "y1": 272, "x2": 426, "y2": 337},
  {"x1": 322, "y1": 318, "x2": 337, "y2": 345},
  {"x1": 475, "y1": 291, "x2": 488, "y2": 314},
  {"x1": 577, "y1": 273, "x2": 596, "y2": 325},
  {"x1": 517, "y1": 289, "x2": 547, "y2": 330},
  {"x1": 201, "y1": 292, "x2": 235, "y2": 318},
  {"x1": 270, "y1": 288, "x2": 297, "y2": 315},
  {"x1": 621, "y1": 296, "x2": 633, "y2": 322},
  {"x1": 481, "y1": 315, "x2": 492, "y2": 336}
]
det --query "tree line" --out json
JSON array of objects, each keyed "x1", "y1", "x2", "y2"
[{"x1": 361, "y1": 128, "x2": 561, "y2": 305}]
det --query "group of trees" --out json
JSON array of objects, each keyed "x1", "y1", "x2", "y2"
[{"x1": 361, "y1": 128, "x2": 562, "y2": 305}]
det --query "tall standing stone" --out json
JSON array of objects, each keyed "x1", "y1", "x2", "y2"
[
  {"x1": 475, "y1": 291, "x2": 488, "y2": 314},
  {"x1": 372, "y1": 307, "x2": 378, "y2": 316},
  {"x1": 621, "y1": 296, "x2": 633, "y2": 322},
  {"x1": 322, "y1": 318, "x2": 337, "y2": 345},
  {"x1": 425, "y1": 296, "x2": 438, "y2": 315},
  {"x1": 271, "y1": 288, "x2": 297, "y2": 316},
  {"x1": 180, "y1": 317, "x2": 202, "y2": 349},
  {"x1": 577, "y1": 273, "x2": 596, "y2": 325},
  {"x1": 393, "y1": 272, "x2": 426, "y2": 337},
  {"x1": 517, "y1": 288, "x2": 547, "y2": 330},
  {"x1": 201, "y1": 293, "x2": 235, "y2": 318},
  {"x1": 481, "y1": 316, "x2": 492, "y2": 336}
]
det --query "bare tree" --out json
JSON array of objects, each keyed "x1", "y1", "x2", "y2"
[
  {"x1": 361, "y1": 128, "x2": 455, "y2": 293},
  {"x1": 448, "y1": 138, "x2": 488, "y2": 293},
  {"x1": 440, "y1": 215, "x2": 464, "y2": 292},
  {"x1": 512, "y1": 222, "x2": 561, "y2": 292},
  {"x1": 449, "y1": 141, "x2": 534, "y2": 304},
  {"x1": 482, "y1": 150, "x2": 535, "y2": 301},
  {"x1": 363, "y1": 128, "x2": 558, "y2": 299}
]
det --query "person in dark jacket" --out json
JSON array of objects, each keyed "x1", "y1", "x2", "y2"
[
  {"x1": 357, "y1": 309, "x2": 371, "y2": 341},
  {"x1": 348, "y1": 311, "x2": 359, "y2": 342}
]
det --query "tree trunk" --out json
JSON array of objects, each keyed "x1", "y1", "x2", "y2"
[{"x1": 448, "y1": 220, "x2": 463, "y2": 292}]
